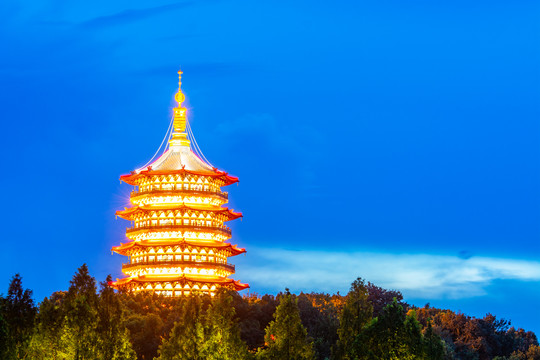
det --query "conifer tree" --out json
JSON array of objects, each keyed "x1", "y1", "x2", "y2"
[
  {"x1": 422, "y1": 320, "x2": 444, "y2": 360},
  {"x1": 257, "y1": 289, "x2": 315, "y2": 360},
  {"x1": 1, "y1": 273, "x2": 37, "y2": 359},
  {"x1": 26, "y1": 291, "x2": 67, "y2": 359},
  {"x1": 202, "y1": 290, "x2": 251, "y2": 360},
  {"x1": 60, "y1": 263, "x2": 100, "y2": 359},
  {"x1": 97, "y1": 275, "x2": 136, "y2": 360},
  {"x1": 362, "y1": 298, "x2": 424, "y2": 359},
  {"x1": 157, "y1": 295, "x2": 206, "y2": 360},
  {"x1": 334, "y1": 278, "x2": 373, "y2": 359}
]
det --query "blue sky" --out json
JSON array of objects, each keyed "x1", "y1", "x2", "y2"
[{"x1": 1, "y1": 0, "x2": 539, "y2": 332}]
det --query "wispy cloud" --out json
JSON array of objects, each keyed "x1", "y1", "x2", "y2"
[
  {"x1": 80, "y1": 2, "x2": 193, "y2": 29},
  {"x1": 238, "y1": 248, "x2": 540, "y2": 299}
]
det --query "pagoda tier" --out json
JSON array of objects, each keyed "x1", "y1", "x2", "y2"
[
  {"x1": 111, "y1": 70, "x2": 248, "y2": 296},
  {"x1": 112, "y1": 239, "x2": 246, "y2": 257},
  {"x1": 114, "y1": 274, "x2": 248, "y2": 296}
]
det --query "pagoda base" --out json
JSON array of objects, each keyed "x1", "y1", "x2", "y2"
[{"x1": 111, "y1": 274, "x2": 249, "y2": 296}]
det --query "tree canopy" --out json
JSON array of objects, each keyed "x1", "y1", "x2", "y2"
[{"x1": 1, "y1": 269, "x2": 537, "y2": 360}]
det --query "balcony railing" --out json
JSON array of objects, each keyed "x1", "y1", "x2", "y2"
[
  {"x1": 126, "y1": 224, "x2": 232, "y2": 236},
  {"x1": 123, "y1": 259, "x2": 235, "y2": 273},
  {"x1": 131, "y1": 188, "x2": 228, "y2": 201}
]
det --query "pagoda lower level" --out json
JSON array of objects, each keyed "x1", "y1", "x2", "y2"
[{"x1": 111, "y1": 70, "x2": 248, "y2": 296}]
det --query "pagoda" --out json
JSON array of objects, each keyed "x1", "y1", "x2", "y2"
[{"x1": 111, "y1": 70, "x2": 248, "y2": 296}]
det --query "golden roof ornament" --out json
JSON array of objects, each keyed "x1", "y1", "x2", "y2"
[{"x1": 169, "y1": 69, "x2": 190, "y2": 148}]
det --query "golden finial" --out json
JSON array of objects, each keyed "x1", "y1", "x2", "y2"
[
  {"x1": 170, "y1": 69, "x2": 190, "y2": 148},
  {"x1": 175, "y1": 69, "x2": 185, "y2": 105}
]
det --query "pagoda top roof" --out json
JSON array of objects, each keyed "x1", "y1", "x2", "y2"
[
  {"x1": 143, "y1": 145, "x2": 212, "y2": 173},
  {"x1": 121, "y1": 148, "x2": 239, "y2": 186}
]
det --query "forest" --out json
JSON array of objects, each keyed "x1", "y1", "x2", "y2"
[{"x1": 1, "y1": 264, "x2": 538, "y2": 360}]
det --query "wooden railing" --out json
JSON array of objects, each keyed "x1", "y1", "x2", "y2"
[
  {"x1": 123, "y1": 259, "x2": 235, "y2": 273},
  {"x1": 126, "y1": 224, "x2": 232, "y2": 236},
  {"x1": 131, "y1": 189, "x2": 228, "y2": 200}
]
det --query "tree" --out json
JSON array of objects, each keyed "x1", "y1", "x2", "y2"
[
  {"x1": 334, "y1": 278, "x2": 373, "y2": 359},
  {"x1": 123, "y1": 292, "x2": 170, "y2": 359},
  {"x1": 362, "y1": 299, "x2": 424, "y2": 359},
  {"x1": 126, "y1": 312, "x2": 164, "y2": 359},
  {"x1": 1, "y1": 273, "x2": 37, "y2": 359},
  {"x1": 526, "y1": 344, "x2": 540, "y2": 360},
  {"x1": 0, "y1": 309, "x2": 8, "y2": 359},
  {"x1": 366, "y1": 282, "x2": 404, "y2": 318},
  {"x1": 60, "y1": 263, "x2": 100, "y2": 359},
  {"x1": 233, "y1": 292, "x2": 278, "y2": 351},
  {"x1": 257, "y1": 289, "x2": 315, "y2": 360},
  {"x1": 201, "y1": 290, "x2": 251, "y2": 359},
  {"x1": 423, "y1": 320, "x2": 445, "y2": 360},
  {"x1": 157, "y1": 291, "x2": 251, "y2": 360},
  {"x1": 97, "y1": 275, "x2": 136, "y2": 360},
  {"x1": 26, "y1": 291, "x2": 67, "y2": 359},
  {"x1": 297, "y1": 293, "x2": 340, "y2": 360},
  {"x1": 157, "y1": 295, "x2": 206, "y2": 360}
]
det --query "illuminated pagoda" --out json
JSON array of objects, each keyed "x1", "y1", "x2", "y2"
[{"x1": 111, "y1": 70, "x2": 248, "y2": 296}]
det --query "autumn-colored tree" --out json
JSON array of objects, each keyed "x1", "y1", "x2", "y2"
[
  {"x1": 366, "y1": 281, "x2": 404, "y2": 318},
  {"x1": 257, "y1": 289, "x2": 315, "y2": 360}
]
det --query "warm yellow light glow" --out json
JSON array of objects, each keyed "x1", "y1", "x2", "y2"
[{"x1": 111, "y1": 71, "x2": 248, "y2": 296}]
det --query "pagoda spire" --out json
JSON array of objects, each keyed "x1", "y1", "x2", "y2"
[{"x1": 169, "y1": 69, "x2": 190, "y2": 148}]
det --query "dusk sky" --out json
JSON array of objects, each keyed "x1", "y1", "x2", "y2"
[{"x1": 1, "y1": 1, "x2": 539, "y2": 332}]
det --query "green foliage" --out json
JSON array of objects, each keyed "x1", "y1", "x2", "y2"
[
  {"x1": 157, "y1": 295, "x2": 206, "y2": 360},
  {"x1": 360, "y1": 299, "x2": 424, "y2": 359},
  {"x1": 60, "y1": 263, "x2": 100, "y2": 359},
  {"x1": 334, "y1": 278, "x2": 373, "y2": 359},
  {"x1": 27, "y1": 291, "x2": 67, "y2": 359},
  {"x1": 122, "y1": 291, "x2": 174, "y2": 359},
  {"x1": 422, "y1": 321, "x2": 445, "y2": 360},
  {"x1": 157, "y1": 291, "x2": 251, "y2": 360},
  {"x1": 2, "y1": 269, "x2": 539, "y2": 360},
  {"x1": 257, "y1": 289, "x2": 315, "y2": 360},
  {"x1": 126, "y1": 312, "x2": 164, "y2": 359},
  {"x1": 233, "y1": 292, "x2": 278, "y2": 351},
  {"x1": 97, "y1": 275, "x2": 136, "y2": 360},
  {"x1": 202, "y1": 290, "x2": 252, "y2": 359},
  {"x1": 297, "y1": 293, "x2": 340, "y2": 360},
  {"x1": 27, "y1": 266, "x2": 136, "y2": 360}
]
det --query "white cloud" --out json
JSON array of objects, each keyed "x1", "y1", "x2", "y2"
[{"x1": 237, "y1": 248, "x2": 540, "y2": 299}]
